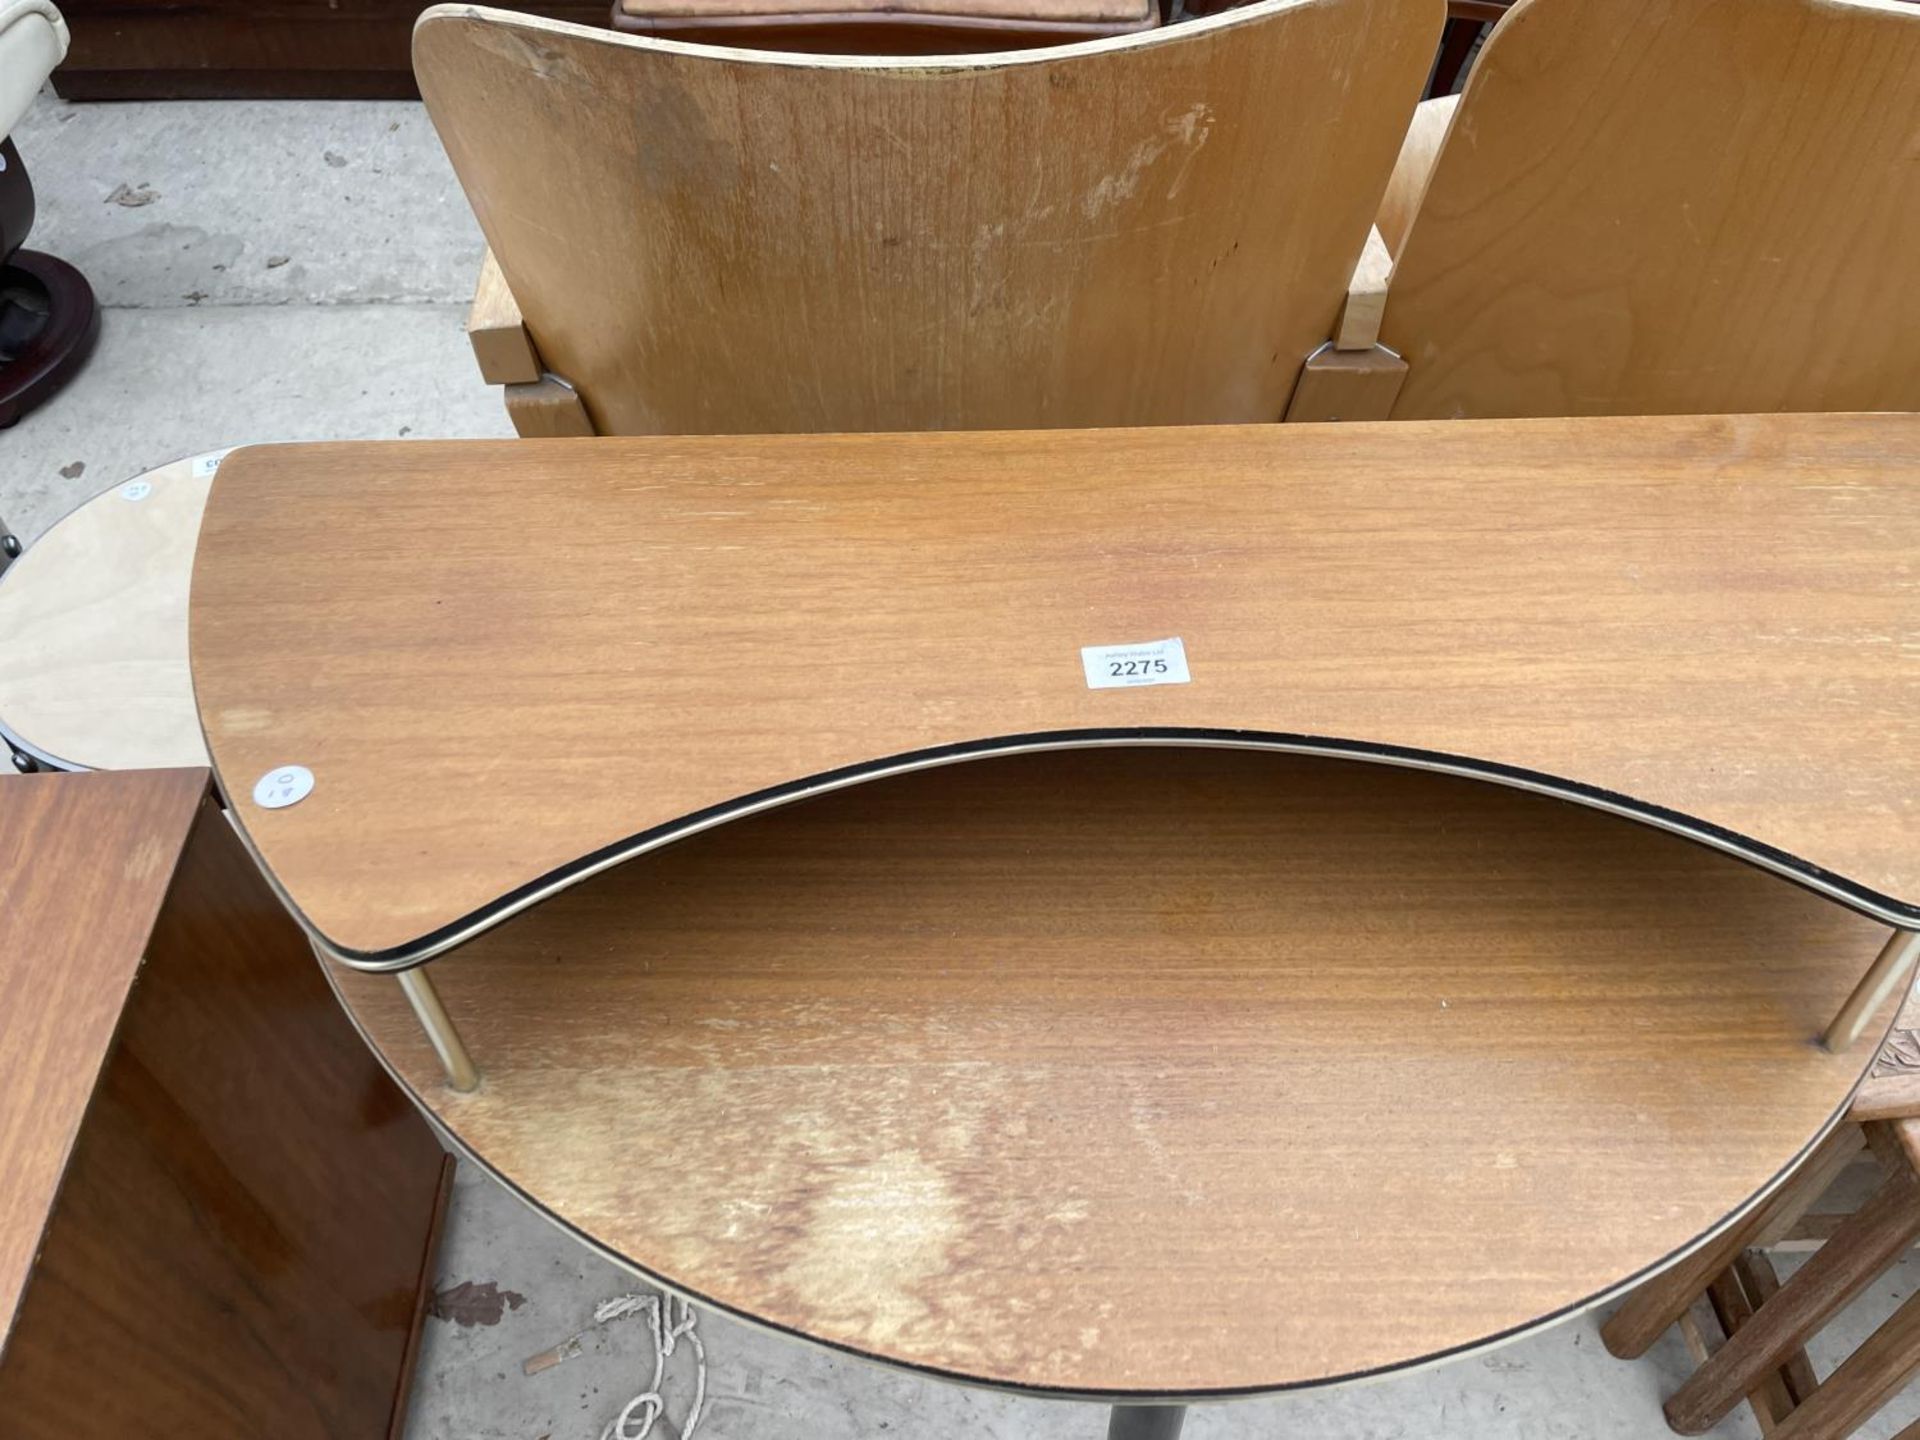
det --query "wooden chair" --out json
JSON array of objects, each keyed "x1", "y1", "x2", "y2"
[
  {"x1": 1603, "y1": 989, "x2": 1920, "y2": 1439},
  {"x1": 415, "y1": 0, "x2": 1442, "y2": 436},
  {"x1": 1288, "y1": 0, "x2": 1920, "y2": 422}
]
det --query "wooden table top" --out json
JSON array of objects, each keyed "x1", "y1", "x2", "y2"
[
  {"x1": 329, "y1": 747, "x2": 1895, "y2": 1396},
  {"x1": 191, "y1": 413, "x2": 1920, "y2": 967},
  {"x1": 0, "y1": 768, "x2": 207, "y2": 1342},
  {"x1": 0, "y1": 455, "x2": 219, "y2": 772}
]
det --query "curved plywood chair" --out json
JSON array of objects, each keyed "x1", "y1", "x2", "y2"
[
  {"x1": 414, "y1": 0, "x2": 1442, "y2": 435},
  {"x1": 1289, "y1": 0, "x2": 1920, "y2": 421}
]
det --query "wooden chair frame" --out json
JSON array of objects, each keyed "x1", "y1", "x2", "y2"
[
  {"x1": 466, "y1": 248, "x2": 594, "y2": 437},
  {"x1": 1604, "y1": 993, "x2": 1920, "y2": 1439}
]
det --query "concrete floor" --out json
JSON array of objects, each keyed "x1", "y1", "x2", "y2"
[
  {"x1": 7, "y1": 86, "x2": 1920, "y2": 1440},
  {"x1": 4, "y1": 92, "x2": 507, "y2": 544}
]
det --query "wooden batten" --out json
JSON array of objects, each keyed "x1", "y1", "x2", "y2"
[
  {"x1": 1283, "y1": 342, "x2": 1408, "y2": 421},
  {"x1": 1332, "y1": 225, "x2": 1393, "y2": 351},
  {"x1": 467, "y1": 247, "x2": 542, "y2": 386},
  {"x1": 504, "y1": 374, "x2": 594, "y2": 437}
]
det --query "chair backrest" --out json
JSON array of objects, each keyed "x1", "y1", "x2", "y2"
[
  {"x1": 1381, "y1": 0, "x2": 1920, "y2": 420},
  {"x1": 415, "y1": 0, "x2": 1439, "y2": 434}
]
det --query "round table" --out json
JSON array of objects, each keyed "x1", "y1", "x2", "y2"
[
  {"x1": 0, "y1": 452, "x2": 223, "y2": 772},
  {"x1": 326, "y1": 746, "x2": 1892, "y2": 1429}
]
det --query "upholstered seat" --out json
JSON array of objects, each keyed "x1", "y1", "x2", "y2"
[{"x1": 0, "y1": 0, "x2": 67, "y2": 139}]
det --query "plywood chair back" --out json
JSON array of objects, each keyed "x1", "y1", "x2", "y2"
[
  {"x1": 1377, "y1": 0, "x2": 1920, "y2": 419},
  {"x1": 414, "y1": 0, "x2": 1440, "y2": 435}
]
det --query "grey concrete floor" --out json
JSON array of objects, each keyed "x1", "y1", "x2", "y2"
[
  {"x1": 4, "y1": 90, "x2": 508, "y2": 543},
  {"x1": 416, "y1": 1157, "x2": 1920, "y2": 1440},
  {"x1": 7, "y1": 85, "x2": 1920, "y2": 1440}
]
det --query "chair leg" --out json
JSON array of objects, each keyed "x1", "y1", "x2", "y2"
[
  {"x1": 1734, "y1": 1251, "x2": 1820, "y2": 1407},
  {"x1": 1768, "y1": 1285, "x2": 1920, "y2": 1440},
  {"x1": 1706, "y1": 1268, "x2": 1796, "y2": 1429},
  {"x1": 1603, "y1": 1123, "x2": 1865, "y2": 1359},
  {"x1": 1665, "y1": 1157, "x2": 1920, "y2": 1434}
]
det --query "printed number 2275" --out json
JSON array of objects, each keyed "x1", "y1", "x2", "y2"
[{"x1": 1110, "y1": 658, "x2": 1168, "y2": 677}]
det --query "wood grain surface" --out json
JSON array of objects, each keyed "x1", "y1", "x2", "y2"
[
  {"x1": 329, "y1": 746, "x2": 1895, "y2": 1396},
  {"x1": 189, "y1": 414, "x2": 1920, "y2": 961},
  {"x1": 1381, "y1": 0, "x2": 1920, "y2": 419},
  {"x1": 0, "y1": 456, "x2": 214, "y2": 770},
  {"x1": 413, "y1": 0, "x2": 1439, "y2": 435},
  {"x1": 0, "y1": 775, "x2": 449, "y2": 1435},
  {"x1": 0, "y1": 768, "x2": 205, "y2": 1340}
]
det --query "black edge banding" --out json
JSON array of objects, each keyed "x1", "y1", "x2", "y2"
[{"x1": 306, "y1": 727, "x2": 1920, "y2": 973}]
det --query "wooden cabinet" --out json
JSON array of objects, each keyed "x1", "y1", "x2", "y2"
[
  {"x1": 50, "y1": 0, "x2": 610, "y2": 99},
  {"x1": 0, "y1": 768, "x2": 450, "y2": 1437}
]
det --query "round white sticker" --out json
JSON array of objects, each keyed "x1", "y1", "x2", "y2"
[
  {"x1": 253, "y1": 765, "x2": 315, "y2": 809},
  {"x1": 120, "y1": 480, "x2": 153, "y2": 502}
]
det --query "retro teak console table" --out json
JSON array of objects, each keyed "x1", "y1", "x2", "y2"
[{"x1": 188, "y1": 412, "x2": 1920, "y2": 1432}]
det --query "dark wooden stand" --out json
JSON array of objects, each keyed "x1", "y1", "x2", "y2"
[
  {"x1": 0, "y1": 769, "x2": 450, "y2": 1438},
  {"x1": 0, "y1": 139, "x2": 99, "y2": 427},
  {"x1": 50, "y1": 0, "x2": 610, "y2": 99}
]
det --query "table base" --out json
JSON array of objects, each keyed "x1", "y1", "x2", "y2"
[{"x1": 1108, "y1": 1405, "x2": 1185, "y2": 1440}]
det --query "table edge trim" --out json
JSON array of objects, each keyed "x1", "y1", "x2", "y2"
[{"x1": 252, "y1": 727, "x2": 1918, "y2": 972}]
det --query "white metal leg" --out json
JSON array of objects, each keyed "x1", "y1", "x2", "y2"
[
  {"x1": 397, "y1": 967, "x2": 481, "y2": 1091},
  {"x1": 1824, "y1": 928, "x2": 1920, "y2": 1053}
]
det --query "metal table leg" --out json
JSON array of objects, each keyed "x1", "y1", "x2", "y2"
[
  {"x1": 397, "y1": 967, "x2": 481, "y2": 1092},
  {"x1": 1107, "y1": 1405, "x2": 1186, "y2": 1440}
]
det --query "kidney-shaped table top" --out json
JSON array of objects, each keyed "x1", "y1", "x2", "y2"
[{"x1": 189, "y1": 412, "x2": 1920, "y2": 969}]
